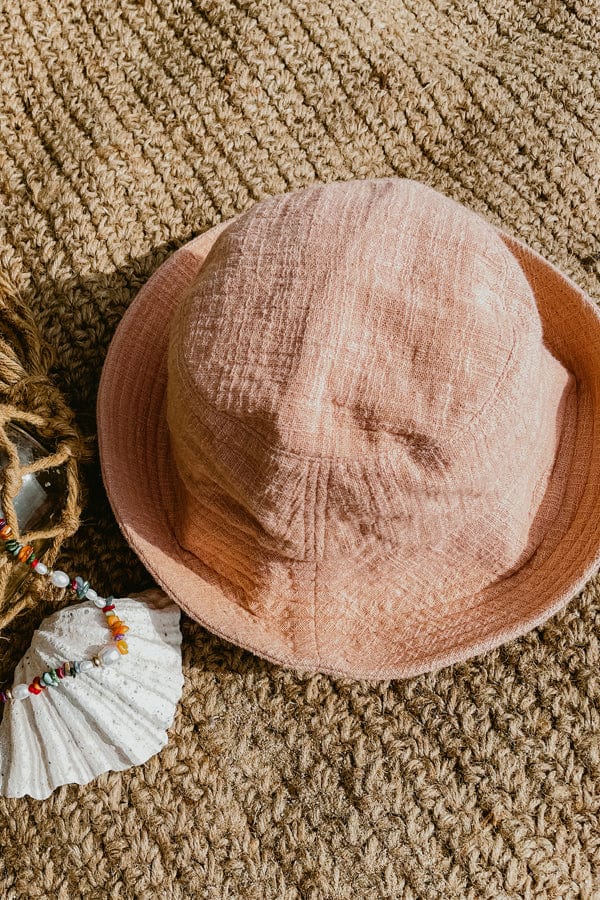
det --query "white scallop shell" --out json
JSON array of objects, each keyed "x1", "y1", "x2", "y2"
[{"x1": 0, "y1": 588, "x2": 183, "y2": 800}]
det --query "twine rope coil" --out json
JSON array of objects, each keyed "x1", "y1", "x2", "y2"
[{"x1": 0, "y1": 272, "x2": 91, "y2": 630}]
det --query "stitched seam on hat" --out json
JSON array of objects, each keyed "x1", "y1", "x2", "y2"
[
  {"x1": 312, "y1": 458, "x2": 329, "y2": 666},
  {"x1": 313, "y1": 460, "x2": 331, "y2": 666},
  {"x1": 301, "y1": 458, "x2": 310, "y2": 565},
  {"x1": 302, "y1": 457, "x2": 319, "y2": 660},
  {"x1": 312, "y1": 459, "x2": 320, "y2": 665}
]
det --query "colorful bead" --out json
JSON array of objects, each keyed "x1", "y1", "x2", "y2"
[
  {"x1": 0, "y1": 524, "x2": 13, "y2": 539},
  {"x1": 12, "y1": 684, "x2": 30, "y2": 700},
  {"x1": 70, "y1": 578, "x2": 78, "y2": 592},
  {"x1": 56, "y1": 666, "x2": 65, "y2": 679},
  {"x1": 75, "y1": 577, "x2": 91, "y2": 600},
  {"x1": 116, "y1": 641, "x2": 128, "y2": 655},
  {"x1": 0, "y1": 518, "x2": 5, "y2": 528},
  {"x1": 106, "y1": 615, "x2": 120, "y2": 627},
  {"x1": 33, "y1": 676, "x2": 46, "y2": 691},
  {"x1": 103, "y1": 604, "x2": 116, "y2": 613},
  {"x1": 50, "y1": 570, "x2": 70, "y2": 588},
  {"x1": 112, "y1": 633, "x2": 125, "y2": 641},
  {"x1": 1, "y1": 692, "x2": 7, "y2": 703},
  {"x1": 28, "y1": 683, "x2": 42, "y2": 695},
  {"x1": 4, "y1": 539, "x2": 20, "y2": 553},
  {"x1": 33, "y1": 561, "x2": 47, "y2": 574},
  {"x1": 101, "y1": 647, "x2": 121, "y2": 665},
  {"x1": 17, "y1": 544, "x2": 34, "y2": 562}
]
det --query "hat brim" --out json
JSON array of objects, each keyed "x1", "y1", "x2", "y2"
[{"x1": 97, "y1": 216, "x2": 600, "y2": 680}]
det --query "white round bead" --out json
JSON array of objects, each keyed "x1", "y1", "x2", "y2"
[
  {"x1": 92, "y1": 595, "x2": 106, "y2": 608},
  {"x1": 100, "y1": 647, "x2": 121, "y2": 666},
  {"x1": 33, "y1": 562, "x2": 48, "y2": 575},
  {"x1": 12, "y1": 683, "x2": 30, "y2": 700},
  {"x1": 50, "y1": 570, "x2": 70, "y2": 588},
  {"x1": 79, "y1": 660, "x2": 93, "y2": 671},
  {"x1": 85, "y1": 587, "x2": 98, "y2": 603}
]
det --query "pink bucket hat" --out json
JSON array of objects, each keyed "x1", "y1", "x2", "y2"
[{"x1": 96, "y1": 177, "x2": 600, "y2": 680}]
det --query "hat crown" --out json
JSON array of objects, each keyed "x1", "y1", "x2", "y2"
[
  {"x1": 170, "y1": 179, "x2": 538, "y2": 456},
  {"x1": 166, "y1": 178, "x2": 564, "y2": 571}
]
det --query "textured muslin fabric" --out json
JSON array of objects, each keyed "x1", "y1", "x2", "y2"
[
  {"x1": 2, "y1": 0, "x2": 600, "y2": 895},
  {"x1": 97, "y1": 176, "x2": 600, "y2": 679}
]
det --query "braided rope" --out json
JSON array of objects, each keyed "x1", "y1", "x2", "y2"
[{"x1": 0, "y1": 272, "x2": 92, "y2": 630}]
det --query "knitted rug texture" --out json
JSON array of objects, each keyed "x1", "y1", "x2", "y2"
[{"x1": 1, "y1": 1, "x2": 599, "y2": 897}]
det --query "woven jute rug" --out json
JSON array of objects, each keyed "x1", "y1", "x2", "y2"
[{"x1": 1, "y1": 1, "x2": 599, "y2": 897}]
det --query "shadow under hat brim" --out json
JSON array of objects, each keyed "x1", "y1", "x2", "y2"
[{"x1": 96, "y1": 214, "x2": 600, "y2": 680}]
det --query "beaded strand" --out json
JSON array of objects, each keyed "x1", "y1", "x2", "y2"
[{"x1": 0, "y1": 518, "x2": 129, "y2": 704}]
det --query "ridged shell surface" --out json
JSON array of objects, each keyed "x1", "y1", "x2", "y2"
[{"x1": 0, "y1": 588, "x2": 183, "y2": 800}]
